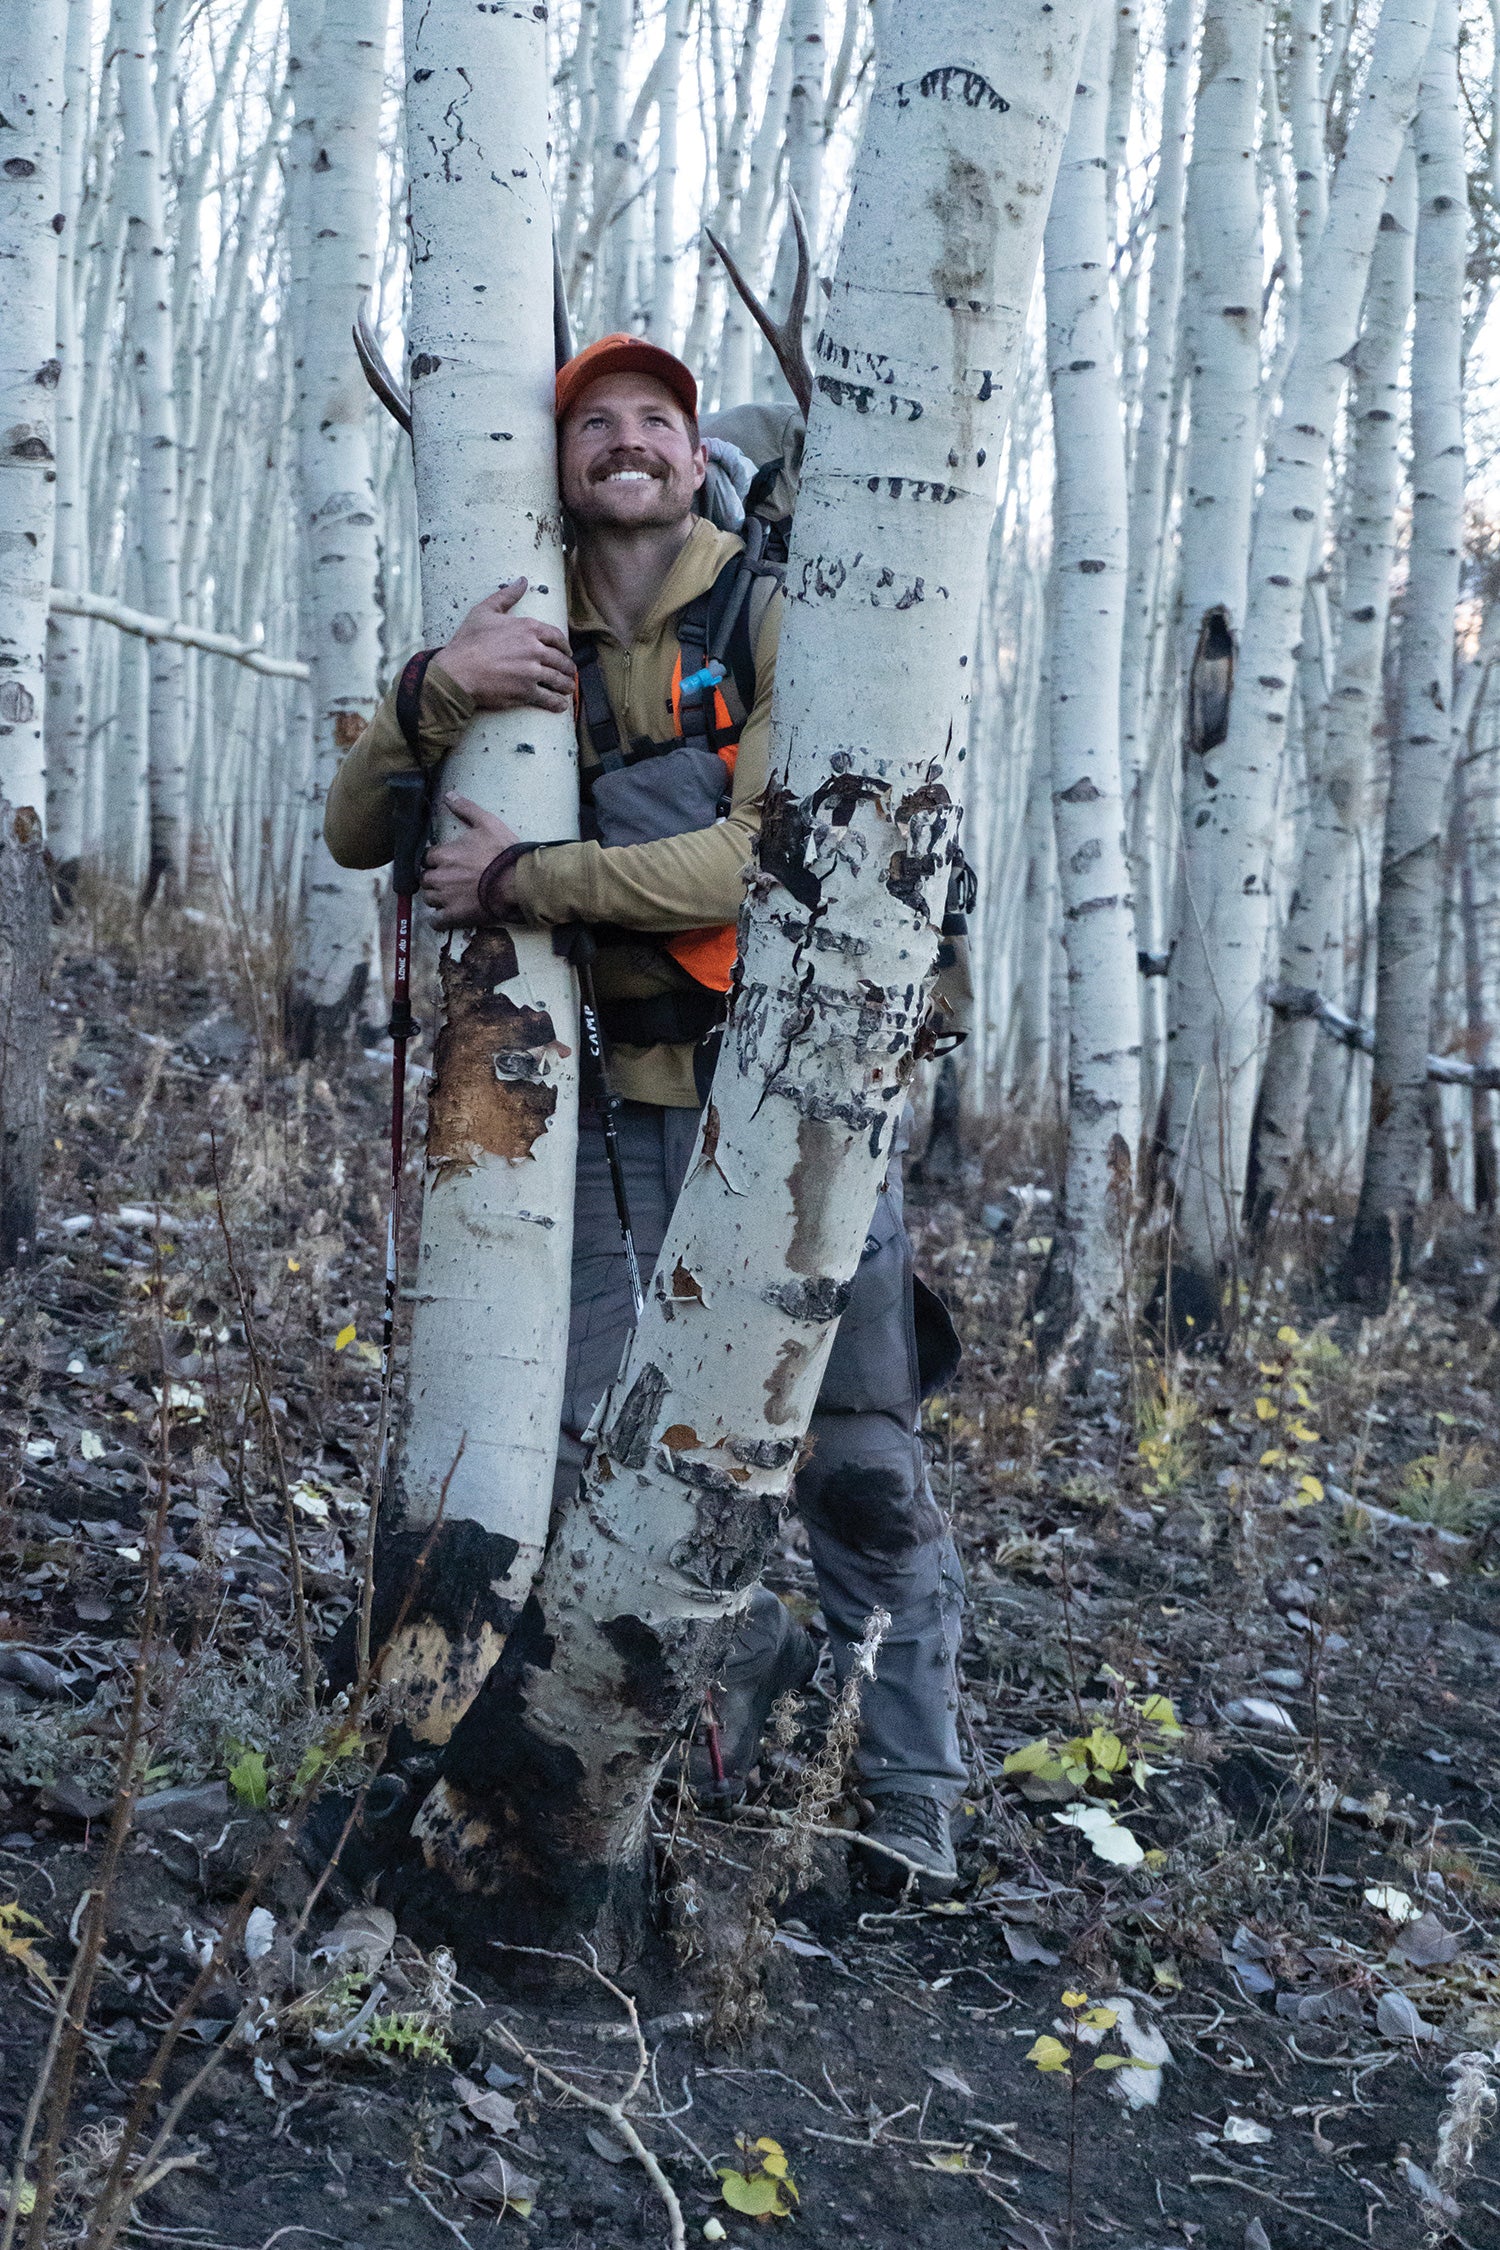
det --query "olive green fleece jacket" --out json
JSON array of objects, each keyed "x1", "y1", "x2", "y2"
[{"x1": 324, "y1": 518, "x2": 781, "y2": 1106}]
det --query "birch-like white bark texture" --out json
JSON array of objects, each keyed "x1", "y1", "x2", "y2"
[
  {"x1": 1157, "y1": 0, "x2": 1266, "y2": 1263},
  {"x1": 1348, "y1": 0, "x2": 1465, "y2": 1295},
  {"x1": 1043, "y1": 0, "x2": 1141, "y2": 1353},
  {"x1": 397, "y1": 0, "x2": 1095, "y2": 1951},
  {"x1": 1118, "y1": 0, "x2": 1196, "y2": 813},
  {"x1": 45, "y1": 0, "x2": 92, "y2": 879},
  {"x1": 0, "y1": 0, "x2": 67, "y2": 823},
  {"x1": 285, "y1": 0, "x2": 386, "y2": 1056},
  {"x1": 386, "y1": 0, "x2": 580, "y2": 1743},
  {"x1": 1162, "y1": 0, "x2": 1437, "y2": 1288},
  {"x1": 1249, "y1": 144, "x2": 1415, "y2": 1225},
  {"x1": 116, "y1": 0, "x2": 189, "y2": 903}
]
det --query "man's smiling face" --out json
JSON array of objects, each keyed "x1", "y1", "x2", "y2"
[{"x1": 559, "y1": 371, "x2": 708, "y2": 532}]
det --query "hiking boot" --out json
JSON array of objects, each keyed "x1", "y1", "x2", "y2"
[
  {"x1": 688, "y1": 1591, "x2": 817, "y2": 1803},
  {"x1": 856, "y1": 1792, "x2": 959, "y2": 1900}
]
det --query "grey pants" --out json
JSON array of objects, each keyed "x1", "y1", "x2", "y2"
[{"x1": 558, "y1": 1101, "x2": 966, "y2": 1807}]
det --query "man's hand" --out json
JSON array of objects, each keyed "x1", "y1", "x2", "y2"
[
  {"x1": 422, "y1": 794, "x2": 522, "y2": 930},
  {"x1": 436, "y1": 578, "x2": 575, "y2": 712}
]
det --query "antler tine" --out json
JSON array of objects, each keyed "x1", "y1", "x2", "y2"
[
  {"x1": 553, "y1": 232, "x2": 576, "y2": 372},
  {"x1": 707, "y1": 187, "x2": 814, "y2": 419},
  {"x1": 353, "y1": 302, "x2": 413, "y2": 438}
]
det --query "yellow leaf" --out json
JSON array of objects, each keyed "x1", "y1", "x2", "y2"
[
  {"x1": 1138, "y1": 1694, "x2": 1182, "y2": 1735},
  {"x1": 1254, "y1": 1397, "x2": 1278, "y2": 1422},
  {"x1": 1292, "y1": 1381, "x2": 1312, "y2": 1408},
  {"x1": 1257, "y1": 1361, "x2": 1282, "y2": 1377},
  {"x1": 928, "y1": 2152, "x2": 968, "y2": 2172},
  {"x1": 1027, "y1": 2035, "x2": 1071, "y2": 2073},
  {"x1": 1004, "y1": 1739, "x2": 1064, "y2": 1779},
  {"x1": 759, "y1": 2154, "x2": 788, "y2": 2180},
  {"x1": 333, "y1": 1323, "x2": 356, "y2": 1352},
  {"x1": 1153, "y1": 1957, "x2": 1183, "y2": 1991},
  {"x1": 1143, "y1": 1847, "x2": 1169, "y2": 1868},
  {"x1": 0, "y1": 1900, "x2": 57, "y2": 1997},
  {"x1": 1259, "y1": 1448, "x2": 1287, "y2": 1469},
  {"x1": 753, "y1": 2140, "x2": 783, "y2": 2158},
  {"x1": 1288, "y1": 1422, "x2": 1320, "y2": 1444},
  {"x1": 1276, "y1": 1324, "x2": 1300, "y2": 1345},
  {"x1": 287, "y1": 1257, "x2": 301, "y2": 1273},
  {"x1": 1086, "y1": 1728, "x2": 1129, "y2": 1773},
  {"x1": 1061, "y1": 1989, "x2": 1088, "y2": 2008},
  {"x1": 510, "y1": 2200, "x2": 533, "y2": 2218},
  {"x1": 1093, "y1": 2053, "x2": 1151, "y2": 2071},
  {"x1": 719, "y1": 2171, "x2": 786, "y2": 2218},
  {"x1": 1079, "y1": 2006, "x2": 1118, "y2": 2031},
  {"x1": 1298, "y1": 1474, "x2": 1325, "y2": 1502}
]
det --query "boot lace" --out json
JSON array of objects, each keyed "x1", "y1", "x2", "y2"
[{"x1": 868, "y1": 1792, "x2": 950, "y2": 1855}]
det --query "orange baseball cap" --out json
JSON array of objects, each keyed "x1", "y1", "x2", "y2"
[{"x1": 555, "y1": 333, "x2": 698, "y2": 425}]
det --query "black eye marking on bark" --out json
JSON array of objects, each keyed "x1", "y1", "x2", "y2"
[
  {"x1": 894, "y1": 67, "x2": 1010, "y2": 112},
  {"x1": 816, "y1": 373, "x2": 923, "y2": 421}
]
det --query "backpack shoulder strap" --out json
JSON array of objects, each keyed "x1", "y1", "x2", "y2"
[{"x1": 571, "y1": 633, "x2": 626, "y2": 770}]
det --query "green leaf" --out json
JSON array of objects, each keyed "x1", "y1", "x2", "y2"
[
  {"x1": 719, "y1": 2171, "x2": 785, "y2": 2216},
  {"x1": 1026, "y1": 2035, "x2": 1071, "y2": 2073},
  {"x1": 1004, "y1": 1738, "x2": 1063, "y2": 1778},
  {"x1": 227, "y1": 1746, "x2": 269, "y2": 1809},
  {"x1": 1092, "y1": 2054, "x2": 1152, "y2": 2070}
]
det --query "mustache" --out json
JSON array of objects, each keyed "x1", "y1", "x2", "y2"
[{"x1": 588, "y1": 454, "x2": 669, "y2": 481}]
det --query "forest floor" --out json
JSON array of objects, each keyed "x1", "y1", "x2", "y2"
[{"x1": 2, "y1": 905, "x2": 1499, "y2": 2250}]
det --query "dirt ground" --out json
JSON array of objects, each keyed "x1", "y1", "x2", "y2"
[{"x1": 2, "y1": 909, "x2": 1498, "y2": 2250}]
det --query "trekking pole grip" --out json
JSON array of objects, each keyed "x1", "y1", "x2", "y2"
[{"x1": 388, "y1": 770, "x2": 429, "y2": 901}]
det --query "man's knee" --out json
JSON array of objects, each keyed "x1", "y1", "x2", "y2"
[{"x1": 798, "y1": 1416, "x2": 943, "y2": 1557}]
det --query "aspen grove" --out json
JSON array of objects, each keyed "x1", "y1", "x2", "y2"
[{"x1": 4, "y1": 0, "x2": 1500, "y2": 2236}]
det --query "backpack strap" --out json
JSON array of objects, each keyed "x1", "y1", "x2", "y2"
[
  {"x1": 572, "y1": 635, "x2": 626, "y2": 770},
  {"x1": 572, "y1": 543, "x2": 781, "y2": 779}
]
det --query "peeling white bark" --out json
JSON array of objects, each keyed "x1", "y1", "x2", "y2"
[
  {"x1": 395, "y1": 0, "x2": 579, "y2": 1592},
  {"x1": 408, "y1": 0, "x2": 1095, "y2": 1936}
]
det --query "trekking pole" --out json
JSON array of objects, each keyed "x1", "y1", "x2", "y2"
[
  {"x1": 374, "y1": 772, "x2": 430, "y2": 1491},
  {"x1": 561, "y1": 925, "x2": 644, "y2": 1319}
]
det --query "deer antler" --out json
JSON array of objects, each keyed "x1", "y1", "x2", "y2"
[
  {"x1": 353, "y1": 303, "x2": 412, "y2": 436},
  {"x1": 707, "y1": 188, "x2": 814, "y2": 419}
]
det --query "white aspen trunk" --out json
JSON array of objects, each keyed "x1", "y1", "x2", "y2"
[
  {"x1": 683, "y1": 0, "x2": 765, "y2": 383},
  {"x1": 285, "y1": 0, "x2": 386, "y2": 1057},
  {"x1": 716, "y1": 25, "x2": 791, "y2": 403},
  {"x1": 0, "y1": 0, "x2": 68, "y2": 829},
  {"x1": 395, "y1": 0, "x2": 1095, "y2": 1951},
  {"x1": 45, "y1": 0, "x2": 93, "y2": 884},
  {"x1": 1157, "y1": 0, "x2": 1266, "y2": 1282},
  {"x1": 1348, "y1": 0, "x2": 1464, "y2": 1295},
  {"x1": 1286, "y1": 0, "x2": 1328, "y2": 247},
  {"x1": 768, "y1": 0, "x2": 825, "y2": 341},
  {"x1": 647, "y1": 0, "x2": 690, "y2": 345},
  {"x1": 1118, "y1": 0, "x2": 1196, "y2": 1104},
  {"x1": 1103, "y1": 0, "x2": 1138, "y2": 219},
  {"x1": 0, "y1": 0, "x2": 65, "y2": 1267},
  {"x1": 1043, "y1": 0, "x2": 1141, "y2": 1354},
  {"x1": 1249, "y1": 143, "x2": 1415, "y2": 1223},
  {"x1": 384, "y1": 0, "x2": 580, "y2": 1751},
  {"x1": 116, "y1": 0, "x2": 188, "y2": 904},
  {"x1": 1162, "y1": 0, "x2": 1436, "y2": 1292}
]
